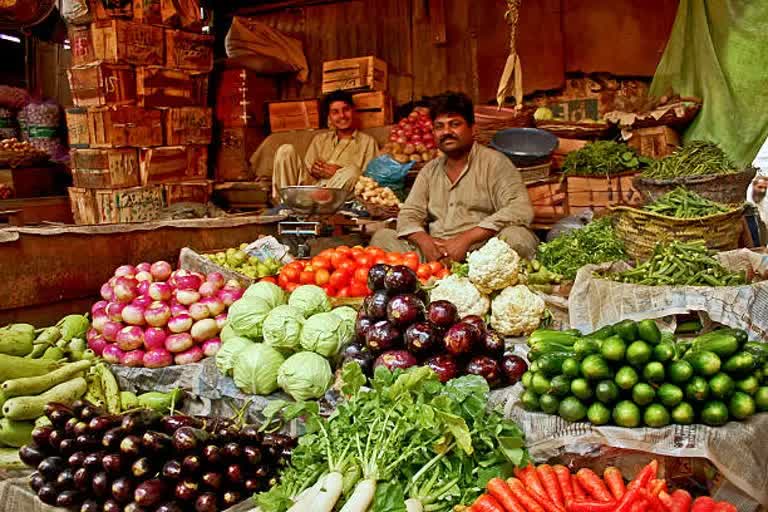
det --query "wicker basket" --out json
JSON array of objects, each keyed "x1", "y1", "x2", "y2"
[
  {"x1": 633, "y1": 166, "x2": 757, "y2": 204},
  {"x1": 605, "y1": 99, "x2": 702, "y2": 130},
  {"x1": 474, "y1": 105, "x2": 535, "y2": 145},
  {"x1": 363, "y1": 200, "x2": 400, "y2": 219},
  {"x1": 519, "y1": 161, "x2": 551, "y2": 183},
  {"x1": 612, "y1": 205, "x2": 745, "y2": 261},
  {"x1": 535, "y1": 120, "x2": 614, "y2": 139}
]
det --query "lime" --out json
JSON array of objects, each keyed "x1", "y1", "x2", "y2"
[
  {"x1": 685, "y1": 376, "x2": 710, "y2": 403},
  {"x1": 615, "y1": 366, "x2": 639, "y2": 391},
  {"x1": 587, "y1": 402, "x2": 612, "y2": 425},
  {"x1": 521, "y1": 390, "x2": 540, "y2": 411},
  {"x1": 521, "y1": 371, "x2": 534, "y2": 389},
  {"x1": 601, "y1": 336, "x2": 627, "y2": 362},
  {"x1": 532, "y1": 373, "x2": 552, "y2": 395},
  {"x1": 571, "y1": 378, "x2": 594, "y2": 401},
  {"x1": 755, "y1": 387, "x2": 768, "y2": 412},
  {"x1": 643, "y1": 362, "x2": 666, "y2": 384},
  {"x1": 700, "y1": 401, "x2": 729, "y2": 426},
  {"x1": 613, "y1": 400, "x2": 641, "y2": 428},
  {"x1": 657, "y1": 383, "x2": 684, "y2": 407},
  {"x1": 559, "y1": 396, "x2": 587, "y2": 422},
  {"x1": 626, "y1": 341, "x2": 652, "y2": 367},
  {"x1": 729, "y1": 392, "x2": 755, "y2": 420},
  {"x1": 562, "y1": 358, "x2": 581, "y2": 378},
  {"x1": 671, "y1": 402, "x2": 695, "y2": 425},
  {"x1": 549, "y1": 375, "x2": 572, "y2": 398},
  {"x1": 668, "y1": 360, "x2": 694, "y2": 384},
  {"x1": 595, "y1": 380, "x2": 620, "y2": 404},
  {"x1": 632, "y1": 383, "x2": 656, "y2": 406},
  {"x1": 581, "y1": 355, "x2": 612, "y2": 381},
  {"x1": 653, "y1": 342, "x2": 675, "y2": 363},
  {"x1": 644, "y1": 403, "x2": 671, "y2": 428},
  {"x1": 539, "y1": 394, "x2": 561, "y2": 415},
  {"x1": 736, "y1": 375, "x2": 760, "y2": 396},
  {"x1": 709, "y1": 373, "x2": 735, "y2": 400}
]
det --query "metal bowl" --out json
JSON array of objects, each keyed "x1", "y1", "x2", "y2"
[
  {"x1": 490, "y1": 127, "x2": 559, "y2": 167},
  {"x1": 278, "y1": 186, "x2": 348, "y2": 215}
]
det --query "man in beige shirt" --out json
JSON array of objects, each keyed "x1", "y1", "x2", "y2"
[
  {"x1": 272, "y1": 90, "x2": 379, "y2": 203},
  {"x1": 371, "y1": 92, "x2": 538, "y2": 260}
]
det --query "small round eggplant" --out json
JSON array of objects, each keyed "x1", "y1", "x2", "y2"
[
  {"x1": 221, "y1": 490, "x2": 242, "y2": 508},
  {"x1": 68, "y1": 450, "x2": 87, "y2": 468},
  {"x1": 386, "y1": 294, "x2": 425, "y2": 327},
  {"x1": 65, "y1": 417, "x2": 80, "y2": 436},
  {"x1": 226, "y1": 464, "x2": 243, "y2": 484},
  {"x1": 79, "y1": 499, "x2": 100, "y2": 512},
  {"x1": 172, "y1": 427, "x2": 208, "y2": 453},
  {"x1": 364, "y1": 289, "x2": 390, "y2": 319},
  {"x1": 119, "y1": 435, "x2": 142, "y2": 457},
  {"x1": 111, "y1": 476, "x2": 134, "y2": 504},
  {"x1": 134, "y1": 479, "x2": 168, "y2": 507},
  {"x1": 426, "y1": 300, "x2": 458, "y2": 328},
  {"x1": 200, "y1": 471, "x2": 222, "y2": 491},
  {"x1": 424, "y1": 354, "x2": 460, "y2": 383},
  {"x1": 355, "y1": 313, "x2": 375, "y2": 343},
  {"x1": 239, "y1": 424, "x2": 262, "y2": 444},
  {"x1": 182, "y1": 454, "x2": 202, "y2": 475},
  {"x1": 383, "y1": 265, "x2": 419, "y2": 293},
  {"x1": 500, "y1": 353, "x2": 528, "y2": 385},
  {"x1": 47, "y1": 429, "x2": 66, "y2": 451},
  {"x1": 156, "y1": 502, "x2": 184, "y2": 512},
  {"x1": 365, "y1": 320, "x2": 402, "y2": 352},
  {"x1": 37, "y1": 483, "x2": 59, "y2": 505},
  {"x1": 201, "y1": 444, "x2": 222, "y2": 465},
  {"x1": 56, "y1": 490, "x2": 81, "y2": 508},
  {"x1": 102, "y1": 499, "x2": 121, "y2": 512},
  {"x1": 162, "y1": 460, "x2": 183, "y2": 480},
  {"x1": 55, "y1": 467, "x2": 75, "y2": 490},
  {"x1": 195, "y1": 492, "x2": 218, "y2": 512},
  {"x1": 73, "y1": 467, "x2": 90, "y2": 490},
  {"x1": 44, "y1": 403, "x2": 73, "y2": 428},
  {"x1": 461, "y1": 314, "x2": 487, "y2": 335},
  {"x1": 141, "y1": 430, "x2": 172, "y2": 453},
  {"x1": 102, "y1": 426, "x2": 125, "y2": 450},
  {"x1": 29, "y1": 472, "x2": 45, "y2": 492},
  {"x1": 132, "y1": 457, "x2": 154, "y2": 479},
  {"x1": 73, "y1": 421, "x2": 90, "y2": 437},
  {"x1": 82, "y1": 451, "x2": 105, "y2": 471},
  {"x1": 465, "y1": 355, "x2": 503, "y2": 388},
  {"x1": 373, "y1": 350, "x2": 418, "y2": 372},
  {"x1": 404, "y1": 321, "x2": 441, "y2": 356},
  {"x1": 443, "y1": 322, "x2": 481, "y2": 356},
  {"x1": 31, "y1": 425, "x2": 54, "y2": 446},
  {"x1": 91, "y1": 471, "x2": 110, "y2": 497},
  {"x1": 174, "y1": 479, "x2": 198, "y2": 502},
  {"x1": 367, "y1": 263, "x2": 390, "y2": 291},
  {"x1": 160, "y1": 415, "x2": 203, "y2": 435},
  {"x1": 243, "y1": 445, "x2": 262, "y2": 465},
  {"x1": 222, "y1": 442, "x2": 242, "y2": 460},
  {"x1": 481, "y1": 330, "x2": 505, "y2": 358},
  {"x1": 124, "y1": 503, "x2": 149, "y2": 512}
]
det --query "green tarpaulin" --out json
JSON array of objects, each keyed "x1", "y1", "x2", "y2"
[{"x1": 650, "y1": 0, "x2": 768, "y2": 167}]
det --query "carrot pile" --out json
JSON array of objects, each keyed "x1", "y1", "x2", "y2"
[{"x1": 468, "y1": 460, "x2": 738, "y2": 512}]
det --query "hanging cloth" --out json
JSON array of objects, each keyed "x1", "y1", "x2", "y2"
[{"x1": 496, "y1": 0, "x2": 523, "y2": 109}]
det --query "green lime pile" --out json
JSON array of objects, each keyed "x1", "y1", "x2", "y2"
[
  {"x1": 521, "y1": 321, "x2": 768, "y2": 428},
  {"x1": 206, "y1": 243, "x2": 283, "y2": 279}
]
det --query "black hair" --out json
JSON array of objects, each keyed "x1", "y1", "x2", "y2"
[
  {"x1": 429, "y1": 91, "x2": 475, "y2": 125},
  {"x1": 322, "y1": 90, "x2": 356, "y2": 114}
]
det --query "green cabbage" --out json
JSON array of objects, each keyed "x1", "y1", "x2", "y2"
[
  {"x1": 227, "y1": 297, "x2": 272, "y2": 339},
  {"x1": 331, "y1": 306, "x2": 357, "y2": 324},
  {"x1": 288, "y1": 285, "x2": 331, "y2": 318},
  {"x1": 277, "y1": 351, "x2": 333, "y2": 401},
  {"x1": 233, "y1": 343, "x2": 285, "y2": 395},
  {"x1": 242, "y1": 281, "x2": 287, "y2": 309},
  {"x1": 215, "y1": 336, "x2": 254, "y2": 376},
  {"x1": 220, "y1": 323, "x2": 236, "y2": 343},
  {"x1": 299, "y1": 312, "x2": 349, "y2": 357},
  {"x1": 331, "y1": 306, "x2": 357, "y2": 349},
  {"x1": 263, "y1": 305, "x2": 304, "y2": 353}
]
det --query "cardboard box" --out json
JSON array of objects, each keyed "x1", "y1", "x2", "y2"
[
  {"x1": 321, "y1": 56, "x2": 387, "y2": 94},
  {"x1": 91, "y1": 19, "x2": 165, "y2": 66},
  {"x1": 267, "y1": 99, "x2": 320, "y2": 133},
  {"x1": 68, "y1": 63, "x2": 136, "y2": 108},
  {"x1": 139, "y1": 145, "x2": 208, "y2": 185},
  {"x1": 71, "y1": 148, "x2": 140, "y2": 189},
  {"x1": 88, "y1": 106, "x2": 164, "y2": 148}
]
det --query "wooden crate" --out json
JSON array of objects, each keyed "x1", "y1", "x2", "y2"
[
  {"x1": 552, "y1": 137, "x2": 588, "y2": 170},
  {"x1": 71, "y1": 148, "x2": 140, "y2": 189},
  {"x1": 88, "y1": 106, "x2": 164, "y2": 148},
  {"x1": 192, "y1": 73, "x2": 209, "y2": 106},
  {"x1": 566, "y1": 171, "x2": 641, "y2": 214},
  {"x1": 214, "y1": 68, "x2": 278, "y2": 128},
  {"x1": 174, "y1": 0, "x2": 202, "y2": 30},
  {"x1": 89, "y1": 0, "x2": 132, "y2": 21},
  {"x1": 68, "y1": 25, "x2": 95, "y2": 67},
  {"x1": 627, "y1": 126, "x2": 680, "y2": 159},
  {"x1": 352, "y1": 91, "x2": 393, "y2": 129},
  {"x1": 136, "y1": 67, "x2": 197, "y2": 108},
  {"x1": 214, "y1": 127, "x2": 266, "y2": 181},
  {"x1": 69, "y1": 185, "x2": 164, "y2": 224},
  {"x1": 527, "y1": 176, "x2": 569, "y2": 224},
  {"x1": 164, "y1": 107, "x2": 212, "y2": 145},
  {"x1": 267, "y1": 99, "x2": 320, "y2": 133},
  {"x1": 65, "y1": 108, "x2": 90, "y2": 149},
  {"x1": 163, "y1": 180, "x2": 212, "y2": 205},
  {"x1": 139, "y1": 145, "x2": 208, "y2": 185},
  {"x1": 321, "y1": 56, "x2": 387, "y2": 94},
  {"x1": 165, "y1": 30, "x2": 214, "y2": 73},
  {"x1": 68, "y1": 63, "x2": 136, "y2": 107},
  {"x1": 91, "y1": 20, "x2": 165, "y2": 66}
]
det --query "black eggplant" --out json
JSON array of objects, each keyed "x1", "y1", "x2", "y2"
[
  {"x1": 120, "y1": 435, "x2": 142, "y2": 457},
  {"x1": 141, "y1": 430, "x2": 172, "y2": 453},
  {"x1": 182, "y1": 454, "x2": 202, "y2": 475},
  {"x1": 37, "y1": 483, "x2": 59, "y2": 505},
  {"x1": 44, "y1": 403, "x2": 73, "y2": 428},
  {"x1": 221, "y1": 490, "x2": 242, "y2": 507},
  {"x1": 243, "y1": 445, "x2": 262, "y2": 465},
  {"x1": 37, "y1": 456, "x2": 65, "y2": 480},
  {"x1": 121, "y1": 410, "x2": 161, "y2": 432},
  {"x1": 174, "y1": 479, "x2": 198, "y2": 501},
  {"x1": 134, "y1": 479, "x2": 168, "y2": 507},
  {"x1": 102, "y1": 453, "x2": 124, "y2": 475},
  {"x1": 221, "y1": 442, "x2": 242, "y2": 460},
  {"x1": 111, "y1": 476, "x2": 134, "y2": 504},
  {"x1": 73, "y1": 467, "x2": 90, "y2": 490},
  {"x1": 56, "y1": 490, "x2": 81, "y2": 508},
  {"x1": 79, "y1": 499, "x2": 100, "y2": 512},
  {"x1": 29, "y1": 471, "x2": 45, "y2": 492},
  {"x1": 225, "y1": 464, "x2": 243, "y2": 484},
  {"x1": 162, "y1": 460, "x2": 183, "y2": 480},
  {"x1": 102, "y1": 426, "x2": 125, "y2": 450},
  {"x1": 194, "y1": 492, "x2": 218, "y2": 512},
  {"x1": 201, "y1": 444, "x2": 222, "y2": 465},
  {"x1": 172, "y1": 427, "x2": 209, "y2": 452},
  {"x1": 55, "y1": 467, "x2": 75, "y2": 490},
  {"x1": 131, "y1": 457, "x2": 154, "y2": 479},
  {"x1": 47, "y1": 429, "x2": 66, "y2": 451},
  {"x1": 91, "y1": 471, "x2": 110, "y2": 497},
  {"x1": 19, "y1": 443, "x2": 45, "y2": 467},
  {"x1": 367, "y1": 263, "x2": 390, "y2": 291},
  {"x1": 156, "y1": 502, "x2": 184, "y2": 512},
  {"x1": 160, "y1": 415, "x2": 203, "y2": 435},
  {"x1": 102, "y1": 499, "x2": 121, "y2": 512},
  {"x1": 68, "y1": 450, "x2": 87, "y2": 468},
  {"x1": 31, "y1": 425, "x2": 53, "y2": 446},
  {"x1": 200, "y1": 471, "x2": 222, "y2": 491}
]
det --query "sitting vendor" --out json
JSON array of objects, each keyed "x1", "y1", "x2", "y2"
[
  {"x1": 271, "y1": 90, "x2": 379, "y2": 204},
  {"x1": 371, "y1": 91, "x2": 539, "y2": 260}
]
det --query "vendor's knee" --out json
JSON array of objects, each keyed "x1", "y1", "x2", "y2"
[
  {"x1": 334, "y1": 166, "x2": 362, "y2": 186},
  {"x1": 370, "y1": 228, "x2": 398, "y2": 247},
  {"x1": 498, "y1": 226, "x2": 539, "y2": 259},
  {"x1": 275, "y1": 144, "x2": 298, "y2": 160}
]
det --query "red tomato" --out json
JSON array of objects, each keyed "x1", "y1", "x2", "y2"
[
  {"x1": 314, "y1": 268, "x2": 331, "y2": 286},
  {"x1": 278, "y1": 273, "x2": 291, "y2": 289},
  {"x1": 338, "y1": 260, "x2": 356, "y2": 274},
  {"x1": 321, "y1": 284, "x2": 336, "y2": 297},
  {"x1": 403, "y1": 251, "x2": 419, "y2": 260},
  {"x1": 318, "y1": 248, "x2": 336, "y2": 260},
  {"x1": 365, "y1": 246, "x2": 385, "y2": 258},
  {"x1": 336, "y1": 286, "x2": 350, "y2": 298},
  {"x1": 335, "y1": 245, "x2": 352, "y2": 255},
  {"x1": 416, "y1": 264, "x2": 432, "y2": 280},
  {"x1": 260, "y1": 276, "x2": 277, "y2": 285},
  {"x1": 386, "y1": 253, "x2": 404, "y2": 266},
  {"x1": 354, "y1": 266, "x2": 370, "y2": 284},
  {"x1": 348, "y1": 282, "x2": 369, "y2": 297},
  {"x1": 330, "y1": 251, "x2": 350, "y2": 269},
  {"x1": 285, "y1": 282, "x2": 300, "y2": 292},
  {"x1": 435, "y1": 268, "x2": 449, "y2": 279},
  {"x1": 311, "y1": 256, "x2": 331, "y2": 271},
  {"x1": 350, "y1": 247, "x2": 365, "y2": 259},
  {"x1": 374, "y1": 256, "x2": 388, "y2": 265},
  {"x1": 282, "y1": 266, "x2": 300, "y2": 282},
  {"x1": 299, "y1": 270, "x2": 316, "y2": 284},
  {"x1": 329, "y1": 269, "x2": 350, "y2": 289},
  {"x1": 356, "y1": 255, "x2": 372, "y2": 268},
  {"x1": 428, "y1": 261, "x2": 444, "y2": 273},
  {"x1": 403, "y1": 256, "x2": 419, "y2": 272}
]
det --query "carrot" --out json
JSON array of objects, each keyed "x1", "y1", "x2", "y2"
[
  {"x1": 713, "y1": 502, "x2": 738, "y2": 512},
  {"x1": 575, "y1": 469, "x2": 612, "y2": 503},
  {"x1": 691, "y1": 496, "x2": 716, "y2": 512},
  {"x1": 487, "y1": 478, "x2": 527, "y2": 512},
  {"x1": 571, "y1": 477, "x2": 586, "y2": 501},
  {"x1": 627, "y1": 460, "x2": 659, "y2": 491},
  {"x1": 565, "y1": 500, "x2": 617, "y2": 512},
  {"x1": 515, "y1": 465, "x2": 549, "y2": 502},
  {"x1": 670, "y1": 489, "x2": 692, "y2": 512},
  {"x1": 537, "y1": 464, "x2": 565, "y2": 508},
  {"x1": 470, "y1": 494, "x2": 506, "y2": 512},
  {"x1": 629, "y1": 496, "x2": 650, "y2": 512},
  {"x1": 505, "y1": 478, "x2": 548, "y2": 512},
  {"x1": 649, "y1": 479, "x2": 667, "y2": 496},
  {"x1": 638, "y1": 488, "x2": 665, "y2": 512},
  {"x1": 658, "y1": 490, "x2": 675, "y2": 512},
  {"x1": 603, "y1": 466, "x2": 626, "y2": 501},
  {"x1": 552, "y1": 465, "x2": 574, "y2": 505},
  {"x1": 614, "y1": 487, "x2": 643, "y2": 512}
]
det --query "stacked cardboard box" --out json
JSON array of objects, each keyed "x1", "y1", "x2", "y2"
[{"x1": 64, "y1": 0, "x2": 213, "y2": 224}]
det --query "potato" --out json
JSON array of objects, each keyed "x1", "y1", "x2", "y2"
[
  {"x1": 394, "y1": 153, "x2": 409, "y2": 164},
  {"x1": 409, "y1": 154, "x2": 422, "y2": 162},
  {"x1": 404, "y1": 144, "x2": 416, "y2": 156}
]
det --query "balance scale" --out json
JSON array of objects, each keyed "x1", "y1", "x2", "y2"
[{"x1": 277, "y1": 186, "x2": 348, "y2": 258}]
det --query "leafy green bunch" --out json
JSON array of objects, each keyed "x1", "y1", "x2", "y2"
[{"x1": 563, "y1": 141, "x2": 651, "y2": 177}]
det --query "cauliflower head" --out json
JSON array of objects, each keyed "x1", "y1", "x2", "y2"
[
  {"x1": 490, "y1": 285, "x2": 546, "y2": 336},
  {"x1": 467, "y1": 237, "x2": 521, "y2": 294},
  {"x1": 429, "y1": 274, "x2": 490, "y2": 318}
]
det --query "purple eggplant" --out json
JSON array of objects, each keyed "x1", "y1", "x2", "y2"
[
  {"x1": 56, "y1": 490, "x2": 81, "y2": 507},
  {"x1": 19, "y1": 443, "x2": 45, "y2": 467},
  {"x1": 102, "y1": 427, "x2": 125, "y2": 450},
  {"x1": 111, "y1": 476, "x2": 134, "y2": 504},
  {"x1": 182, "y1": 454, "x2": 202, "y2": 475},
  {"x1": 427, "y1": 300, "x2": 459, "y2": 328},
  {"x1": 102, "y1": 499, "x2": 121, "y2": 512},
  {"x1": 172, "y1": 427, "x2": 209, "y2": 452},
  {"x1": 201, "y1": 444, "x2": 222, "y2": 465},
  {"x1": 141, "y1": 430, "x2": 172, "y2": 453},
  {"x1": 44, "y1": 403, "x2": 73, "y2": 428},
  {"x1": 37, "y1": 456, "x2": 65, "y2": 480},
  {"x1": 131, "y1": 457, "x2": 154, "y2": 479},
  {"x1": 200, "y1": 471, "x2": 222, "y2": 491},
  {"x1": 226, "y1": 463, "x2": 243, "y2": 484},
  {"x1": 79, "y1": 499, "x2": 100, "y2": 512},
  {"x1": 195, "y1": 492, "x2": 218, "y2": 512},
  {"x1": 243, "y1": 445, "x2": 262, "y2": 465},
  {"x1": 162, "y1": 459, "x2": 183, "y2": 480},
  {"x1": 29, "y1": 472, "x2": 45, "y2": 492},
  {"x1": 91, "y1": 471, "x2": 110, "y2": 497},
  {"x1": 134, "y1": 479, "x2": 168, "y2": 507},
  {"x1": 222, "y1": 442, "x2": 242, "y2": 460},
  {"x1": 221, "y1": 490, "x2": 242, "y2": 508},
  {"x1": 355, "y1": 313, "x2": 376, "y2": 342},
  {"x1": 481, "y1": 330, "x2": 505, "y2": 358},
  {"x1": 424, "y1": 354, "x2": 460, "y2": 383},
  {"x1": 365, "y1": 320, "x2": 402, "y2": 352},
  {"x1": 404, "y1": 322, "x2": 441, "y2": 356},
  {"x1": 119, "y1": 435, "x2": 142, "y2": 457},
  {"x1": 373, "y1": 350, "x2": 418, "y2": 372},
  {"x1": 443, "y1": 322, "x2": 481, "y2": 356},
  {"x1": 386, "y1": 294, "x2": 425, "y2": 327},
  {"x1": 174, "y1": 479, "x2": 198, "y2": 502},
  {"x1": 500, "y1": 353, "x2": 528, "y2": 385},
  {"x1": 384, "y1": 265, "x2": 419, "y2": 293},
  {"x1": 466, "y1": 355, "x2": 503, "y2": 388},
  {"x1": 364, "y1": 290, "x2": 390, "y2": 319},
  {"x1": 367, "y1": 263, "x2": 390, "y2": 291},
  {"x1": 461, "y1": 315, "x2": 487, "y2": 335},
  {"x1": 47, "y1": 429, "x2": 66, "y2": 451},
  {"x1": 160, "y1": 415, "x2": 203, "y2": 435},
  {"x1": 124, "y1": 503, "x2": 149, "y2": 512},
  {"x1": 156, "y1": 502, "x2": 184, "y2": 512},
  {"x1": 55, "y1": 467, "x2": 75, "y2": 490},
  {"x1": 37, "y1": 483, "x2": 59, "y2": 505},
  {"x1": 239, "y1": 424, "x2": 262, "y2": 444},
  {"x1": 340, "y1": 343, "x2": 375, "y2": 374},
  {"x1": 68, "y1": 450, "x2": 87, "y2": 468},
  {"x1": 31, "y1": 425, "x2": 53, "y2": 446},
  {"x1": 73, "y1": 467, "x2": 90, "y2": 490}
]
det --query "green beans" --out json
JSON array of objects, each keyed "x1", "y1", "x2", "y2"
[
  {"x1": 603, "y1": 240, "x2": 747, "y2": 287},
  {"x1": 563, "y1": 141, "x2": 651, "y2": 176},
  {"x1": 641, "y1": 140, "x2": 736, "y2": 179},
  {"x1": 643, "y1": 187, "x2": 731, "y2": 218}
]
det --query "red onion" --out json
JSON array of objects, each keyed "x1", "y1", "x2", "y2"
[
  {"x1": 214, "y1": 314, "x2": 227, "y2": 330},
  {"x1": 143, "y1": 327, "x2": 168, "y2": 351},
  {"x1": 175, "y1": 289, "x2": 201, "y2": 306},
  {"x1": 151, "y1": 261, "x2": 173, "y2": 281},
  {"x1": 174, "y1": 345, "x2": 204, "y2": 365},
  {"x1": 122, "y1": 349, "x2": 146, "y2": 367},
  {"x1": 100, "y1": 283, "x2": 114, "y2": 302},
  {"x1": 170, "y1": 304, "x2": 189, "y2": 317},
  {"x1": 199, "y1": 297, "x2": 225, "y2": 317},
  {"x1": 91, "y1": 300, "x2": 108, "y2": 316},
  {"x1": 121, "y1": 304, "x2": 146, "y2": 326},
  {"x1": 198, "y1": 281, "x2": 219, "y2": 298},
  {"x1": 144, "y1": 301, "x2": 171, "y2": 327},
  {"x1": 92, "y1": 310, "x2": 109, "y2": 333},
  {"x1": 114, "y1": 276, "x2": 139, "y2": 303},
  {"x1": 106, "y1": 302, "x2": 126, "y2": 322},
  {"x1": 206, "y1": 272, "x2": 225, "y2": 288},
  {"x1": 137, "y1": 280, "x2": 150, "y2": 296},
  {"x1": 116, "y1": 326, "x2": 144, "y2": 351},
  {"x1": 175, "y1": 274, "x2": 202, "y2": 291},
  {"x1": 189, "y1": 302, "x2": 211, "y2": 321},
  {"x1": 168, "y1": 314, "x2": 193, "y2": 334},
  {"x1": 144, "y1": 348, "x2": 173, "y2": 369},
  {"x1": 132, "y1": 295, "x2": 153, "y2": 309},
  {"x1": 148, "y1": 282, "x2": 172, "y2": 302},
  {"x1": 102, "y1": 344, "x2": 125, "y2": 364},
  {"x1": 114, "y1": 265, "x2": 137, "y2": 278},
  {"x1": 202, "y1": 338, "x2": 221, "y2": 357},
  {"x1": 165, "y1": 333, "x2": 194, "y2": 353},
  {"x1": 191, "y1": 318, "x2": 219, "y2": 342},
  {"x1": 136, "y1": 262, "x2": 152, "y2": 273},
  {"x1": 86, "y1": 328, "x2": 99, "y2": 343},
  {"x1": 217, "y1": 288, "x2": 243, "y2": 307},
  {"x1": 102, "y1": 321, "x2": 123, "y2": 342},
  {"x1": 87, "y1": 333, "x2": 108, "y2": 356}
]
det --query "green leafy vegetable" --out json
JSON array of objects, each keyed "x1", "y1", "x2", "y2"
[
  {"x1": 242, "y1": 280, "x2": 287, "y2": 308},
  {"x1": 232, "y1": 343, "x2": 285, "y2": 395},
  {"x1": 277, "y1": 351, "x2": 333, "y2": 401},
  {"x1": 563, "y1": 141, "x2": 651, "y2": 177}
]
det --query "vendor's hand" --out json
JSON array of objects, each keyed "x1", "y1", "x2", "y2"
[
  {"x1": 320, "y1": 162, "x2": 342, "y2": 178},
  {"x1": 309, "y1": 160, "x2": 327, "y2": 179},
  {"x1": 409, "y1": 232, "x2": 445, "y2": 262},
  {"x1": 435, "y1": 234, "x2": 472, "y2": 262}
]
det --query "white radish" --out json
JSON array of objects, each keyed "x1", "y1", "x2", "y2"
[
  {"x1": 313, "y1": 472, "x2": 344, "y2": 512},
  {"x1": 339, "y1": 479, "x2": 376, "y2": 512},
  {"x1": 404, "y1": 499, "x2": 423, "y2": 512},
  {"x1": 287, "y1": 474, "x2": 326, "y2": 512}
]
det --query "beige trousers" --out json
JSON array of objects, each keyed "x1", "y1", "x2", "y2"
[
  {"x1": 369, "y1": 225, "x2": 540, "y2": 261},
  {"x1": 272, "y1": 144, "x2": 361, "y2": 203}
]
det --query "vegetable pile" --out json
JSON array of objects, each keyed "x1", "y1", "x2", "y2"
[
  {"x1": 217, "y1": 282, "x2": 353, "y2": 400},
  {"x1": 603, "y1": 240, "x2": 747, "y2": 287},
  {"x1": 91, "y1": 262, "x2": 242, "y2": 369},
  {"x1": 536, "y1": 218, "x2": 628, "y2": 281},
  {"x1": 354, "y1": 176, "x2": 400, "y2": 209},
  {"x1": 382, "y1": 107, "x2": 439, "y2": 165},
  {"x1": 468, "y1": 459, "x2": 739, "y2": 512},
  {"x1": 521, "y1": 321, "x2": 768, "y2": 427},
  {"x1": 642, "y1": 188, "x2": 731, "y2": 218},
  {"x1": 343, "y1": 263, "x2": 529, "y2": 388},
  {"x1": 18, "y1": 399, "x2": 294, "y2": 511},
  {"x1": 641, "y1": 140, "x2": 736, "y2": 179},
  {"x1": 204, "y1": 243, "x2": 283, "y2": 280},
  {"x1": 562, "y1": 141, "x2": 650, "y2": 177},
  {"x1": 256, "y1": 363, "x2": 529, "y2": 512}
]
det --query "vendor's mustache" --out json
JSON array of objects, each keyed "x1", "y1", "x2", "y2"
[{"x1": 439, "y1": 136, "x2": 457, "y2": 143}]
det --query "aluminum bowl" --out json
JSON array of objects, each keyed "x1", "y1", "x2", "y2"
[
  {"x1": 490, "y1": 127, "x2": 559, "y2": 167},
  {"x1": 278, "y1": 186, "x2": 348, "y2": 215}
]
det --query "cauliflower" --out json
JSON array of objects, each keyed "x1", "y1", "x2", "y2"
[
  {"x1": 429, "y1": 274, "x2": 490, "y2": 318},
  {"x1": 490, "y1": 285, "x2": 546, "y2": 336},
  {"x1": 467, "y1": 237, "x2": 521, "y2": 294}
]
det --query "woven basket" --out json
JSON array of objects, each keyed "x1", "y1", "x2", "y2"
[
  {"x1": 519, "y1": 161, "x2": 551, "y2": 183},
  {"x1": 633, "y1": 166, "x2": 757, "y2": 204},
  {"x1": 474, "y1": 105, "x2": 536, "y2": 145},
  {"x1": 363, "y1": 200, "x2": 400, "y2": 219},
  {"x1": 535, "y1": 120, "x2": 614, "y2": 139},
  {"x1": 612, "y1": 205, "x2": 745, "y2": 261}
]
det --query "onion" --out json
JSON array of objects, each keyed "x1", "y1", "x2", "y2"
[
  {"x1": 132, "y1": 295, "x2": 153, "y2": 309},
  {"x1": 114, "y1": 264, "x2": 137, "y2": 278},
  {"x1": 91, "y1": 300, "x2": 108, "y2": 316},
  {"x1": 102, "y1": 321, "x2": 123, "y2": 342},
  {"x1": 144, "y1": 348, "x2": 173, "y2": 369},
  {"x1": 214, "y1": 314, "x2": 228, "y2": 330},
  {"x1": 217, "y1": 288, "x2": 243, "y2": 307},
  {"x1": 168, "y1": 314, "x2": 193, "y2": 333},
  {"x1": 202, "y1": 338, "x2": 221, "y2": 357},
  {"x1": 170, "y1": 304, "x2": 189, "y2": 317},
  {"x1": 135, "y1": 270, "x2": 153, "y2": 283},
  {"x1": 150, "y1": 261, "x2": 172, "y2": 281},
  {"x1": 121, "y1": 304, "x2": 146, "y2": 326},
  {"x1": 136, "y1": 262, "x2": 151, "y2": 272},
  {"x1": 143, "y1": 327, "x2": 168, "y2": 351},
  {"x1": 114, "y1": 276, "x2": 139, "y2": 303},
  {"x1": 189, "y1": 302, "x2": 210, "y2": 321},
  {"x1": 175, "y1": 289, "x2": 200, "y2": 306},
  {"x1": 168, "y1": 269, "x2": 186, "y2": 287},
  {"x1": 106, "y1": 302, "x2": 126, "y2": 322},
  {"x1": 165, "y1": 333, "x2": 194, "y2": 353},
  {"x1": 174, "y1": 345, "x2": 204, "y2": 365},
  {"x1": 92, "y1": 310, "x2": 109, "y2": 333},
  {"x1": 116, "y1": 326, "x2": 144, "y2": 351},
  {"x1": 190, "y1": 318, "x2": 219, "y2": 343},
  {"x1": 206, "y1": 272, "x2": 225, "y2": 288},
  {"x1": 175, "y1": 274, "x2": 202, "y2": 291},
  {"x1": 87, "y1": 333, "x2": 108, "y2": 356},
  {"x1": 200, "y1": 297, "x2": 225, "y2": 317},
  {"x1": 198, "y1": 281, "x2": 219, "y2": 298},
  {"x1": 144, "y1": 301, "x2": 171, "y2": 327},
  {"x1": 148, "y1": 282, "x2": 172, "y2": 302},
  {"x1": 223, "y1": 279, "x2": 243, "y2": 290},
  {"x1": 137, "y1": 280, "x2": 150, "y2": 296},
  {"x1": 102, "y1": 344, "x2": 125, "y2": 364},
  {"x1": 100, "y1": 283, "x2": 114, "y2": 301},
  {"x1": 121, "y1": 349, "x2": 146, "y2": 367}
]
